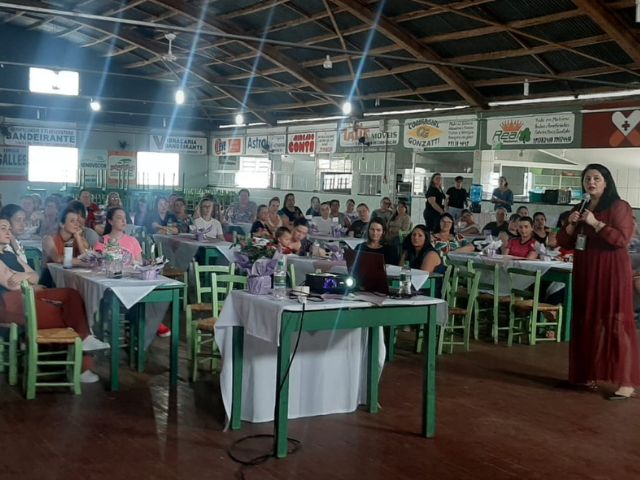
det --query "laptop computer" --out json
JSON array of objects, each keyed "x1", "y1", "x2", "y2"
[{"x1": 344, "y1": 249, "x2": 389, "y2": 295}]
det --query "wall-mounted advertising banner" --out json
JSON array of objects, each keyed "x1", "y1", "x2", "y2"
[
  {"x1": 2, "y1": 126, "x2": 76, "y2": 147},
  {"x1": 79, "y1": 150, "x2": 107, "y2": 188},
  {"x1": 268, "y1": 134, "x2": 286, "y2": 155},
  {"x1": 107, "y1": 151, "x2": 136, "y2": 187},
  {"x1": 213, "y1": 137, "x2": 243, "y2": 156},
  {"x1": 404, "y1": 116, "x2": 477, "y2": 149},
  {"x1": 149, "y1": 134, "x2": 206, "y2": 155},
  {"x1": 582, "y1": 106, "x2": 640, "y2": 148},
  {"x1": 287, "y1": 132, "x2": 316, "y2": 154},
  {"x1": 486, "y1": 113, "x2": 575, "y2": 148},
  {"x1": 315, "y1": 131, "x2": 337, "y2": 154},
  {"x1": 0, "y1": 146, "x2": 28, "y2": 181},
  {"x1": 245, "y1": 135, "x2": 270, "y2": 156},
  {"x1": 340, "y1": 120, "x2": 400, "y2": 148}
]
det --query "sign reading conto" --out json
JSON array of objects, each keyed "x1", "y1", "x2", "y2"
[
  {"x1": 287, "y1": 133, "x2": 316, "y2": 154},
  {"x1": 403, "y1": 115, "x2": 478, "y2": 149}
]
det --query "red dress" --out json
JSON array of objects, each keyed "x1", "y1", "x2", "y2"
[{"x1": 558, "y1": 199, "x2": 640, "y2": 386}]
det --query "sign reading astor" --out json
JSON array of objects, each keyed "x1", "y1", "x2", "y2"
[
  {"x1": 403, "y1": 116, "x2": 477, "y2": 149},
  {"x1": 3, "y1": 126, "x2": 77, "y2": 147},
  {"x1": 287, "y1": 133, "x2": 316, "y2": 154}
]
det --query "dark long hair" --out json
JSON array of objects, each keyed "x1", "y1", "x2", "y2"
[
  {"x1": 402, "y1": 225, "x2": 433, "y2": 267},
  {"x1": 104, "y1": 207, "x2": 126, "y2": 236},
  {"x1": 434, "y1": 213, "x2": 455, "y2": 234},
  {"x1": 365, "y1": 218, "x2": 387, "y2": 245},
  {"x1": 0, "y1": 204, "x2": 25, "y2": 221},
  {"x1": 580, "y1": 163, "x2": 621, "y2": 212},
  {"x1": 390, "y1": 200, "x2": 409, "y2": 222}
]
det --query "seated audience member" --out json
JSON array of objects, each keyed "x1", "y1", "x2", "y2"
[
  {"x1": 133, "y1": 197, "x2": 148, "y2": 227},
  {"x1": 516, "y1": 205, "x2": 529, "y2": 217},
  {"x1": 289, "y1": 218, "x2": 313, "y2": 256},
  {"x1": 173, "y1": 197, "x2": 192, "y2": 233},
  {"x1": 0, "y1": 204, "x2": 28, "y2": 262},
  {"x1": 330, "y1": 199, "x2": 350, "y2": 227},
  {"x1": 347, "y1": 203, "x2": 370, "y2": 238},
  {"x1": 147, "y1": 196, "x2": 179, "y2": 234},
  {"x1": 457, "y1": 210, "x2": 480, "y2": 235},
  {"x1": 399, "y1": 225, "x2": 442, "y2": 273},
  {"x1": 95, "y1": 208, "x2": 143, "y2": 264},
  {"x1": 278, "y1": 193, "x2": 303, "y2": 227},
  {"x1": 532, "y1": 211, "x2": 549, "y2": 244},
  {"x1": 67, "y1": 201, "x2": 101, "y2": 248},
  {"x1": 344, "y1": 199, "x2": 359, "y2": 224},
  {"x1": 37, "y1": 196, "x2": 60, "y2": 237},
  {"x1": 432, "y1": 213, "x2": 474, "y2": 255},
  {"x1": 250, "y1": 205, "x2": 273, "y2": 238},
  {"x1": 42, "y1": 207, "x2": 89, "y2": 268},
  {"x1": 371, "y1": 197, "x2": 393, "y2": 225},
  {"x1": 193, "y1": 197, "x2": 224, "y2": 240},
  {"x1": 0, "y1": 218, "x2": 109, "y2": 383},
  {"x1": 499, "y1": 213, "x2": 520, "y2": 253},
  {"x1": 313, "y1": 202, "x2": 334, "y2": 235},
  {"x1": 226, "y1": 189, "x2": 258, "y2": 224},
  {"x1": 505, "y1": 216, "x2": 539, "y2": 259},
  {"x1": 387, "y1": 200, "x2": 412, "y2": 243},
  {"x1": 355, "y1": 219, "x2": 395, "y2": 264},
  {"x1": 481, "y1": 207, "x2": 509, "y2": 237},
  {"x1": 275, "y1": 226, "x2": 293, "y2": 254},
  {"x1": 21, "y1": 194, "x2": 42, "y2": 227},
  {"x1": 79, "y1": 189, "x2": 99, "y2": 229},
  {"x1": 306, "y1": 196, "x2": 321, "y2": 217},
  {"x1": 106, "y1": 191, "x2": 123, "y2": 210},
  {"x1": 266, "y1": 197, "x2": 283, "y2": 232}
]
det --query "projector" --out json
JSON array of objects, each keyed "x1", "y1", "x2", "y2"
[{"x1": 305, "y1": 273, "x2": 355, "y2": 294}]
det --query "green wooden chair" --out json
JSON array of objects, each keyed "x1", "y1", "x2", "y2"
[
  {"x1": 438, "y1": 262, "x2": 481, "y2": 354},
  {"x1": 191, "y1": 273, "x2": 247, "y2": 382},
  {"x1": 186, "y1": 262, "x2": 234, "y2": 361},
  {"x1": 24, "y1": 247, "x2": 43, "y2": 274},
  {"x1": 507, "y1": 268, "x2": 563, "y2": 346},
  {"x1": 0, "y1": 323, "x2": 19, "y2": 386},
  {"x1": 472, "y1": 263, "x2": 514, "y2": 344},
  {"x1": 154, "y1": 241, "x2": 188, "y2": 311},
  {"x1": 288, "y1": 262, "x2": 297, "y2": 287},
  {"x1": 20, "y1": 282, "x2": 82, "y2": 399}
]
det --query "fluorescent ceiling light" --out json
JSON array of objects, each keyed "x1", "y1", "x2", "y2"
[
  {"x1": 577, "y1": 89, "x2": 640, "y2": 100},
  {"x1": 488, "y1": 96, "x2": 574, "y2": 107},
  {"x1": 363, "y1": 105, "x2": 469, "y2": 117},
  {"x1": 277, "y1": 115, "x2": 347, "y2": 125}
]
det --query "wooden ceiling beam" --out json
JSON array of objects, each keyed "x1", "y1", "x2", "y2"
[
  {"x1": 572, "y1": 0, "x2": 640, "y2": 64},
  {"x1": 219, "y1": 0, "x2": 291, "y2": 20},
  {"x1": 330, "y1": 0, "x2": 488, "y2": 108}
]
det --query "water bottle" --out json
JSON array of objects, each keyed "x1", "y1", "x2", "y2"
[
  {"x1": 311, "y1": 240, "x2": 321, "y2": 257},
  {"x1": 273, "y1": 257, "x2": 287, "y2": 300},
  {"x1": 63, "y1": 240, "x2": 74, "y2": 269},
  {"x1": 400, "y1": 261, "x2": 412, "y2": 296}
]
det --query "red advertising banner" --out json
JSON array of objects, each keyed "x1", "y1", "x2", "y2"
[{"x1": 582, "y1": 102, "x2": 640, "y2": 148}]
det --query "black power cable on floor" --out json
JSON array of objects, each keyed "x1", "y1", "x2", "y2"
[{"x1": 227, "y1": 301, "x2": 307, "y2": 479}]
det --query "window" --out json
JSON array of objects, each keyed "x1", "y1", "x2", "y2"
[
  {"x1": 28, "y1": 146, "x2": 78, "y2": 183},
  {"x1": 137, "y1": 152, "x2": 180, "y2": 187},
  {"x1": 236, "y1": 156, "x2": 271, "y2": 189},
  {"x1": 29, "y1": 68, "x2": 79, "y2": 96},
  {"x1": 322, "y1": 173, "x2": 352, "y2": 193}
]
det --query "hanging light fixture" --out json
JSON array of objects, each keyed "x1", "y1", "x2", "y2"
[
  {"x1": 235, "y1": 113, "x2": 244, "y2": 125},
  {"x1": 175, "y1": 88, "x2": 185, "y2": 105},
  {"x1": 342, "y1": 101, "x2": 352, "y2": 115},
  {"x1": 323, "y1": 54, "x2": 333, "y2": 69},
  {"x1": 89, "y1": 98, "x2": 101, "y2": 111},
  {"x1": 523, "y1": 79, "x2": 530, "y2": 97}
]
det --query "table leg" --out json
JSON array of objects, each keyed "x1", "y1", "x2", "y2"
[
  {"x1": 367, "y1": 326, "x2": 380, "y2": 413},
  {"x1": 230, "y1": 326, "x2": 244, "y2": 430},
  {"x1": 109, "y1": 293, "x2": 121, "y2": 391},
  {"x1": 136, "y1": 304, "x2": 146, "y2": 373},
  {"x1": 386, "y1": 326, "x2": 395, "y2": 361},
  {"x1": 562, "y1": 273, "x2": 573, "y2": 342},
  {"x1": 275, "y1": 318, "x2": 293, "y2": 459},
  {"x1": 423, "y1": 306, "x2": 437, "y2": 438},
  {"x1": 170, "y1": 288, "x2": 180, "y2": 387}
]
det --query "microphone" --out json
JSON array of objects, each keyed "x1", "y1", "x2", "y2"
[{"x1": 578, "y1": 193, "x2": 591, "y2": 213}]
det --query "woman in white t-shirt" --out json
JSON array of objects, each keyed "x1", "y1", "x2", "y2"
[
  {"x1": 313, "y1": 202, "x2": 334, "y2": 235},
  {"x1": 193, "y1": 197, "x2": 224, "y2": 239}
]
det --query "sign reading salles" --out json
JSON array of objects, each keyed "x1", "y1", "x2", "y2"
[
  {"x1": 0, "y1": 146, "x2": 28, "y2": 180},
  {"x1": 404, "y1": 116, "x2": 477, "y2": 149},
  {"x1": 2, "y1": 126, "x2": 77, "y2": 147},
  {"x1": 150, "y1": 135, "x2": 206, "y2": 155}
]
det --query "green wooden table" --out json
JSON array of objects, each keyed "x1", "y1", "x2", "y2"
[
  {"x1": 104, "y1": 282, "x2": 183, "y2": 391},
  {"x1": 229, "y1": 298, "x2": 444, "y2": 458}
]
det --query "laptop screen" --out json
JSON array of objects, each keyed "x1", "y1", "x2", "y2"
[{"x1": 344, "y1": 249, "x2": 389, "y2": 294}]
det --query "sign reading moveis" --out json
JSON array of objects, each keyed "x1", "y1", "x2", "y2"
[
  {"x1": 486, "y1": 113, "x2": 575, "y2": 147},
  {"x1": 150, "y1": 135, "x2": 207, "y2": 155},
  {"x1": 403, "y1": 115, "x2": 477, "y2": 149},
  {"x1": 2, "y1": 126, "x2": 77, "y2": 147},
  {"x1": 582, "y1": 106, "x2": 640, "y2": 148},
  {"x1": 287, "y1": 133, "x2": 316, "y2": 154},
  {"x1": 213, "y1": 137, "x2": 243, "y2": 156},
  {"x1": 340, "y1": 120, "x2": 400, "y2": 147}
]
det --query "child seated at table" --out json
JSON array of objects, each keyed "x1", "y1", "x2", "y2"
[
  {"x1": 94, "y1": 208, "x2": 143, "y2": 265},
  {"x1": 505, "y1": 216, "x2": 539, "y2": 259},
  {"x1": 275, "y1": 226, "x2": 293, "y2": 254}
]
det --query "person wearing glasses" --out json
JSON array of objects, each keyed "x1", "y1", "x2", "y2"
[{"x1": 371, "y1": 197, "x2": 393, "y2": 226}]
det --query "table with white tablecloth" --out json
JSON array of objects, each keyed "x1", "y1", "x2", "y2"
[
  {"x1": 153, "y1": 234, "x2": 237, "y2": 270},
  {"x1": 215, "y1": 290, "x2": 447, "y2": 457},
  {"x1": 47, "y1": 264, "x2": 184, "y2": 390},
  {"x1": 307, "y1": 233, "x2": 366, "y2": 250}
]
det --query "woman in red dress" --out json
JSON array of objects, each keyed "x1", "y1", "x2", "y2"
[{"x1": 557, "y1": 164, "x2": 640, "y2": 399}]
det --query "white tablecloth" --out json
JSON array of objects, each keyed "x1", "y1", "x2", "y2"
[
  {"x1": 154, "y1": 234, "x2": 236, "y2": 270},
  {"x1": 447, "y1": 252, "x2": 572, "y2": 296},
  {"x1": 48, "y1": 264, "x2": 181, "y2": 347},
  {"x1": 215, "y1": 290, "x2": 446, "y2": 423},
  {"x1": 308, "y1": 234, "x2": 366, "y2": 250}
]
